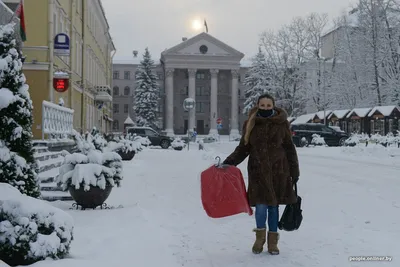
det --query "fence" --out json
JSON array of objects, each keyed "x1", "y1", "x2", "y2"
[{"x1": 42, "y1": 100, "x2": 74, "y2": 140}]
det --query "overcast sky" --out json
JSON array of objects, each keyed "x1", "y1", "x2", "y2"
[{"x1": 102, "y1": 0, "x2": 357, "y2": 61}]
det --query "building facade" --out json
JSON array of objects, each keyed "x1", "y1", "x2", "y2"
[
  {"x1": 112, "y1": 33, "x2": 249, "y2": 136},
  {"x1": 2, "y1": 0, "x2": 115, "y2": 139}
]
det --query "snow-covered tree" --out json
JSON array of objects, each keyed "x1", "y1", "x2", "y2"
[
  {"x1": 0, "y1": 23, "x2": 40, "y2": 197},
  {"x1": 133, "y1": 48, "x2": 160, "y2": 127},
  {"x1": 243, "y1": 48, "x2": 271, "y2": 114}
]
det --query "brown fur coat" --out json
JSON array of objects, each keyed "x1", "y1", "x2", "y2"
[{"x1": 223, "y1": 107, "x2": 299, "y2": 206}]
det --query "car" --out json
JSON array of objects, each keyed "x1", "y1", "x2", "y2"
[
  {"x1": 125, "y1": 126, "x2": 174, "y2": 149},
  {"x1": 290, "y1": 123, "x2": 349, "y2": 147}
]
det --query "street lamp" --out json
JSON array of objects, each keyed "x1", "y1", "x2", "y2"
[{"x1": 183, "y1": 97, "x2": 196, "y2": 150}]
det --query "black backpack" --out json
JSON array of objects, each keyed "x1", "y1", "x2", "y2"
[{"x1": 278, "y1": 183, "x2": 303, "y2": 231}]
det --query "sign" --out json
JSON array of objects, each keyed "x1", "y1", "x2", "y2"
[
  {"x1": 217, "y1": 124, "x2": 223, "y2": 129},
  {"x1": 216, "y1": 118, "x2": 222, "y2": 124},
  {"x1": 54, "y1": 33, "x2": 70, "y2": 56},
  {"x1": 53, "y1": 78, "x2": 69, "y2": 93},
  {"x1": 183, "y1": 98, "x2": 195, "y2": 111}
]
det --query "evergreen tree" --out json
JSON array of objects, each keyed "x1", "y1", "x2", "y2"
[
  {"x1": 0, "y1": 23, "x2": 40, "y2": 197},
  {"x1": 243, "y1": 48, "x2": 272, "y2": 115},
  {"x1": 133, "y1": 48, "x2": 160, "y2": 127}
]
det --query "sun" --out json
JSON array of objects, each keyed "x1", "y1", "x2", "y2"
[{"x1": 191, "y1": 19, "x2": 203, "y2": 31}]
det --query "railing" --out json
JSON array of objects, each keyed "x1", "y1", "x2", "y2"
[{"x1": 42, "y1": 100, "x2": 74, "y2": 140}]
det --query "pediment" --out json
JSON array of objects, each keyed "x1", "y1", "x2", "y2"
[{"x1": 162, "y1": 32, "x2": 244, "y2": 58}]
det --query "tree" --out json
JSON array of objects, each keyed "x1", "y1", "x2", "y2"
[
  {"x1": 243, "y1": 47, "x2": 271, "y2": 115},
  {"x1": 133, "y1": 48, "x2": 160, "y2": 127},
  {"x1": 0, "y1": 23, "x2": 40, "y2": 197}
]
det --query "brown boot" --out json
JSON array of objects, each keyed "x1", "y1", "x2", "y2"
[
  {"x1": 267, "y1": 231, "x2": 280, "y2": 255},
  {"x1": 252, "y1": 228, "x2": 266, "y2": 254}
]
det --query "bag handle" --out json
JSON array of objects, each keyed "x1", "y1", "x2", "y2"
[{"x1": 294, "y1": 183, "x2": 298, "y2": 196}]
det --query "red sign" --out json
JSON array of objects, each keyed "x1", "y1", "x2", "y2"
[
  {"x1": 53, "y1": 78, "x2": 69, "y2": 93},
  {"x1": 216, "y1": 118, "x2": 222, "y2": 124}
]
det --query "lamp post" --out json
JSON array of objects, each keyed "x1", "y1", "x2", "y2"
[{"x1": 183, "y1": 98, "x2": 196, "y2": 150}]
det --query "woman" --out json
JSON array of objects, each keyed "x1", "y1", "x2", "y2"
[{"x1": 222, "y1": 93, "x2": 299, "y2": 255}]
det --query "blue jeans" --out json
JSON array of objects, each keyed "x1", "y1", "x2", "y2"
[{"x1": 255, "y1": 204, "x2": 279, "y2": 232}]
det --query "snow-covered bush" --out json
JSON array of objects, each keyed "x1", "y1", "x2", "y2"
[
  {"x1": 311, "y1": 134, "x2": 326, "y2": 146},
  {"x1": 90, "y1": 127, "x2": 107, "y2": 151},
  {"x1": 58, "y1": 131, "x2": 123, "y2": 191},
  {"x1": 57, "y1": 150, "x2": 123, "y2": 191},
  {"x1": 132, "y1": 135, "x2": 151, "y2": 147},
  {"x1": 345, "y1": 133, "x2": 360, "y2": 147},
  {"x1": 0, "y1": 23, "x2": 40, "y2": 198},
  {"x1": 0, "y1": 183, "x2": 73, "y2": 266},
  {"x1": 106, "y1": 136, "x2": 142, "y2": 154},
  {"x1": 171, "y1": 137, "x2": 185, "y2": 150}
]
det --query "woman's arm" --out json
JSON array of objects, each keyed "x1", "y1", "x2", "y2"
[
  {"x1": 282, "y1": 121, "x2": 300, "y2": 178},
  {"x1": 222, "y1": 121, "x2": 250, "y2": 166}
]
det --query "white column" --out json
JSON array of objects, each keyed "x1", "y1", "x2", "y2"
[
  {"x1": 165, "y1": 68, "x2": 174, "y2": 136},
  {"x1": 230, "y1": 69, "x2": 240, "y2": 137},
  {"x1": 188, "y1": 68, "x2": 197, "y2": 132},
  {"x1": 209, "y1": 69, "x2": 219, "y2": 135}
]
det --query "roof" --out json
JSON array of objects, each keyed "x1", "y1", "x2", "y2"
[
  {"x1": 314, "y1": 110, "x2": 332, "y2": 119},
  {"x1": 368, "y1": 105, "x2": 400, "y2": 117},
  {"x1": 291, "y1": 113, "x2": 315, "y2": 124},
  {"x1": 328, "y1": 109, "x2": 351, "y2": 119},
  {"x1": 346, "y1": 107, "x2": 371, "y2": 118},
  {"x1": 124, "y1": 116, "x2": 134, "y2": 125}
]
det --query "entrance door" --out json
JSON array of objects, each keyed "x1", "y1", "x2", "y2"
[{"x1": 197, "y1": 120, "x2": 205, "y2": 134}]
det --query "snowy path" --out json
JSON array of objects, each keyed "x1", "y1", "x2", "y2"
[{"x1": 33, "y1": 144, "x2": 399, "y2": 267}]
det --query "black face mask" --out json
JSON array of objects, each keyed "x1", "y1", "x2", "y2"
[{"x1": 258, "y1": 109, "x2": 274, "y2": 118}]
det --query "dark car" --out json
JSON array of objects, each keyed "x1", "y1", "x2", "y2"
[
  {"x1": 126, "y1": 126, "x2": 174, "y2": 149},
  {"x1": 290, "y1": 123, "x2": 349, "y2": 147}
]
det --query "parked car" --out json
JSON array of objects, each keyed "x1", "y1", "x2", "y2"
[
  {"x1": 126, "y1": 126, "x2": 174, "y2": 149},
  {"x1": 290, "y1": 123, "x2": 349, "y2": 147}
]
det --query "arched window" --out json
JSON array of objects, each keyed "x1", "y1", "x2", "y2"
[
  {"x1": 113, "y1": 86, "x2": 119, "y2": 96},
  {"x1": 124, "y1": 86, "x2": 130, "y2": 96},
  {"x1": 113, "y1": 120, "x2": 119, "y2": 130}
]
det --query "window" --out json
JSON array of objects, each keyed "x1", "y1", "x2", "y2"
[
  {"x1": 145, "y1": 129, "x2": 158, "y2": 136},
  {"x1": 157, "y1": 72, "x2": 164, "y2": 80},
  {"x1": 113, "y1": 120, "x2": 119, "y2": 130},
  {"x1": 196, "y1": 102, "x2": 204, "y2": 113},
  {"x1": 124, "y1": 86, "x2": 130, "y2": 96},
  {"x1": 113, "y1": 86, "x2": 119, "y2": 95},
  {"x1": 124, "y1": 104, "x2": 129, "y2": 113},
  {"x1": 113, "y1": 71, "x2": 119, "y2": 79},
  {"x1": 196, "y1": 86, "x2": 205, "y2": 96},
  {"x1": 113, "y1": 104, "x2": 119, "y2": 113},
  {"x1": 124, "y1": 71, "x2": 130, "y2": 80},
  {"x1": 196, "y1": 73, "x2": 206, "y2": 79}
]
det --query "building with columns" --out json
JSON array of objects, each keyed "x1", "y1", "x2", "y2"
[{"x1": 112, "y1": 32, "x2": 250, "y2": 136}]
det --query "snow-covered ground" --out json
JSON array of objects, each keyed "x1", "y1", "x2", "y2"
[{"x1": 30, "y1": 141, "x2": 399, "y2": 267}]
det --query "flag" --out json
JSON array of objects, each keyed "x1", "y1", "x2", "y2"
[
  {"x1": 15, "y1": 0, "x2": 26, "y2": 42},
  {"x1": 204, "y1": 19, "x2": 208, "y2": 33}
]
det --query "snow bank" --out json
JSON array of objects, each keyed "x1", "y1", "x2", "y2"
[
  {"x1": 171, "y1": 137, "x2": 185, "y2": 149},
  {"x1": 0, "y1": 183, "x2": 73, "y2": 266}
]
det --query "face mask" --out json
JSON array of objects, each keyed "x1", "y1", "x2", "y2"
[{"x1": 258, "y1": 109, "x2": 274, "y2": 118}]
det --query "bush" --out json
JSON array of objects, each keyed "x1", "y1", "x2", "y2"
[
  {"x1": 311, "y1": 134, "x2": 326, "y2": 146},
  {"x1": 0, "y1": 183, "x2": 73, "y2": 266},
  {"x1": 106, "y1": 135, "x2": 142, "y2": 154},
  {"x1": 171, "y1": 137, "x2": 185, "y2": 149}
]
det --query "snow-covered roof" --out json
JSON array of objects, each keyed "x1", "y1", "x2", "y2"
[
  {"x1": 291, "y1": 113, "x2": 315, "y2": 124},
  {"x1": 314, "y1": 110, "x2": 332, "y2": 119},
  {"x1": 124, "y1": 116, "x2": 134, "y2": 125},
  {"x1": 328, "y1": 109, "x2": 351, "y2": 119},
  {"x1": 240, "y1": 59, "x2": 252, "y2": 68},
  {"x1": 367, "y1": 105, "x2": 400, "y2": 117},
  {"x1": 346, "y1": 108, "x2": 371, "y2": 118}
]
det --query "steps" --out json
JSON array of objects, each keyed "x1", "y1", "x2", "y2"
[{"x1": 33, "y1": 141, "x2": 73, "y2": 202}]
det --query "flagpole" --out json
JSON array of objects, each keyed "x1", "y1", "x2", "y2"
[{"x1": 8, "y1": 1, "x2": 22, "y2": 23}]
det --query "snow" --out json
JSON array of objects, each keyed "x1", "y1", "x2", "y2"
[
  {"x1": 26, "y1": 139, "x2": 400, "y2": 267},
  {"x1": 328, "y1": 109, "x2": 350, "y2": 119},
  {"x1": 171, "y1": 137, "x2": 185, "y2": 148},
  {"x1": 368, "y1": 105, "x2": 400, "y2": 117},
  {"x1": 0, "y1": 183, "x2": 73, "y2": 264},
  {"x1": 0, "y1": 88, "x2": 18, "y2": 110},
  {"x1": 291, "y1": 113, "x2": 315, "y2": 124},
  {"x1": 314, "y1": 110, "x2": 332, "y2": 119},
  {"x1": 346, "y1": 108, "x2": 371, "y2": 118},
  {"x1": 123, "y1": 115, "x2": 134, "y2": 125}
]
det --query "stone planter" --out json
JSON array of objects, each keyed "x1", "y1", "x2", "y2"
[
  {"x1": 69, "y1": 185, "x2": 113, "y2": 209},
  {"x1": 173, "y1": 146, "x2": 183, "y2": 151},
  {"x1": 117, "y1": 149, "x2": 135, "y2": 160}
]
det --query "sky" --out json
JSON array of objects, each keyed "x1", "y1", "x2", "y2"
[{"x1": 102, "y1": 0, "x2": 357, "y2": 62}]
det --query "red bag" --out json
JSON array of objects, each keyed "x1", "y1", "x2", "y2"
[{"x1": 200, "y1": 162, "x2": 253, "y2": 218}]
